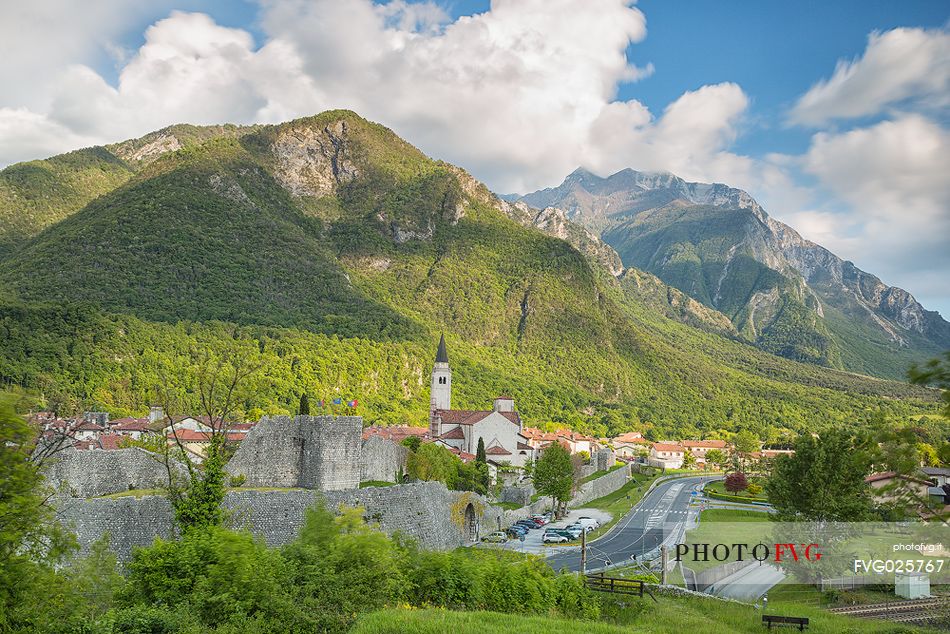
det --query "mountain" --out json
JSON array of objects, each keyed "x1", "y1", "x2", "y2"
[
  {"x1": 519, "y1": 168, "x2": 950, "y2": 380},
  {"x1": 0, "y1": 112, "x2": 940, "y2": 441}
]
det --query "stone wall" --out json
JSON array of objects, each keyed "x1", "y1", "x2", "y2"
[
  {"x1": 359, "y1": 435, "x2": 409, "y2": 483},
  {"x1": 498, "y1": 484, "x2": 534, "y2": 507},
  {"x1": 569, "y1": 463, "x2": 631, "y2": 508},
  {"x1": 577, "y1": 465, "x2": 597, "y2": 480},
  {"x1": 56, "y1": 482, "x2": 503, "y2": 560},
  {"x1": 55, "y1": 495, "x2": 176, "y2": 561},
  {"x1": 226, "y1": 415, "x2": 363, "y2": 491},
  {"x1": 43, "y1": 448, "x2": 183, "y2": 498},
  {"x1": 593, "y1": 448, "x2": 616, "y2": 472}
]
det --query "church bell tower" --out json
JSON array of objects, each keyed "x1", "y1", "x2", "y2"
[{"x1": 430, "y1": 333, "x2": 452, "y2": 436}]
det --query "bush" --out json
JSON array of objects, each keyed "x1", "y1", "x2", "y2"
[
  {"x1": 746, "y1": 482, "x2": 763, "y2": 496},
  {"x1": 724, "y1": 472, "x2": 748, "y2": 493}
]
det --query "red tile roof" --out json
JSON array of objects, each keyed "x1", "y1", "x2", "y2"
[
  {"x1": 111, "y1": 418, "x2": 151, "y2": 431},
  {"x1": 167, "y1": 430, "x2": 247, "y2": 442},
  {"x1": 362, "y1": 425, "x2": 429, "y2": 442},
  {"x1": 438, "y1": 426, "x2": 466, "y2": 440},
  {"x1": 485, "y1": 445, "x2": 512, "y2": 456},
  {"x1": 652, "y1": 443, "x2": 685, "y2": 453},
  {"x1": 682, "y1": 439, "x2": 727, "y2": 449},
  {"x1": 98, "y1": 434, "x2": 125, "y2": 450},
  {"x1": 433, "y1": 409, "x2": 520, "y2": 426},
  {"x1": 613, "y1": 432, "x2": 644, "y2": 443},
  {"x1": 73, "y1": 421, "x2": 104, "y2": 432},
  {"x1": 517, "y1": 441, "x2": 533, "y2": 450}
]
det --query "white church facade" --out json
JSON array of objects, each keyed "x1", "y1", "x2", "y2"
[{"x1": 428, "y1": 334, "x2": 535, "y2": 468}]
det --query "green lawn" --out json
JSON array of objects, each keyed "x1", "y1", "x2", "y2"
[
  {"x1": 683, "y1": 508, "x2": 771, "y2": 573},
  {"x1": 351, "y1": 594, "x2": 945, "y2": 633},
  {"x1": 704, "y1": 479, "x2": 769, "y2": 501}
]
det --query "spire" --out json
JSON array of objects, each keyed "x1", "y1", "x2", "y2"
[{"x1": 435, "y1": 332, "x2": 448, "y2": 363}]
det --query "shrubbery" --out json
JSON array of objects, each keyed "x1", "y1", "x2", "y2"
[{"x1": 9, "y1": 500, "x2": 599, "y2": 634}]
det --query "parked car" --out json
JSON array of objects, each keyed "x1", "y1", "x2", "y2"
[
  {"x1": 530, "y1": 514, "x2": 549, "y2": 525},
  {"x1": 544, "y1": 528, "x2": 576, "y2": 541},
  {"x1": 481, "y1": 531, "x2": 508, "y2": 543},
  {"x1": 516, "y1": 519, "x2": 541, "y2": 530},
  {"x1": 542, "y1": 532, "x2": 569, "y2": 544},
  {"x1": 577, "y1": 517, "x2": 600, "y2": 530},
  {"x1": 508, "y1": 524, "x2": 528, "y2": 535},
  {"x1": 561, "y1": 525, "x2": 584, "y2": 538}
]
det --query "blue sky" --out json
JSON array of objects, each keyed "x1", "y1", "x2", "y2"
[{"x1": 1, "y1": 0, "x2": 948, "y2": 316}]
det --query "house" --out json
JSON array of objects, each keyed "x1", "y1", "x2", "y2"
[
  {"x1": 611, "y1": 434, "x2": 651, "y2": 459},
  {"x1": 362, "y1": 425, "x2": 429, "y2": 443},
  {"x1": 681, "y1": 439, "x2": 728, "y2": 466},
  {"x1": 72, "y1": 421, "x2": 104, "y2": 441},
  {"x1": 110, "y1": 417, "x2": 152, "y2": 440},
  {"x1": 427, "y1": 334, "x2": 533, "y2": 468},
  {"x1": 555, "y1": 430, "x2": 594, "y2": 455},
  {"x1": 649, "y1": 442, "x2": 685, "y2": 469},
  {"x1": 163, "y1": 416, "x2": 215, "y2": 434},
  {"x1": 166, "y1": 429, "x2": 248, "y2": 458},
  {"x1": 865, "y1": 472, "x2": 936, "y2": 504},
  {"x1": 921, "y1": 466, "x2": 950, "y2": 488}
]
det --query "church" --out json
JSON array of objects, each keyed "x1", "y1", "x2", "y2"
[{"x1": 428, "y1": 334, "x2": 535, "y2": 468}]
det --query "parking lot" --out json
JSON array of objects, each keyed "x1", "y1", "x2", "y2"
[{"x1": 478, "y1": 508, "x2": 612, "y2": 555}]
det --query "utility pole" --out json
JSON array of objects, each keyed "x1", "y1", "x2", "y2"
[
  {"x1": 660, "y1": 545, "x2": 668, "y2": 585},
  {"x1": 580, "y1": 528, "x2": 587, "y2": 575}
]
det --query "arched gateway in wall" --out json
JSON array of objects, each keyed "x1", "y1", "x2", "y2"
[{"x1": 463, "y1": 502, "x2": 478, "y2": 542}]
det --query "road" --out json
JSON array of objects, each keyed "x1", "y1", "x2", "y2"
[
  {"x1": 707, "y1": 563, "x2": 786, "y2": 600},
  {"x1": 546, "y1": 475, "x2": 715, "y2": 573}
]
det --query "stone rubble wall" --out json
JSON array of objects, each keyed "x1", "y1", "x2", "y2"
[
  {"x1": 226, "y1": 415, "x2": 363, "y2": 491},
  {"x1": 42, "y1": 448, "x2": 183, "y2": 499},
  {"x1": 498, "y1": 484, "x2": 534, "y2": 506},
  {"x1": 569, "y1": 463, "x2": 631, "y2": 508},
  {"x1": 359, "y1": 435, "x2": 409, "y2": 483},
  {"x1": 593, "y1": 448, "x2": 616, "y2": 472},
  {"x1": 55, "y1": 482, "x2": 503, "y2": 561}
]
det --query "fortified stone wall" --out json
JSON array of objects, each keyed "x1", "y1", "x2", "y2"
[
  {"x1": 569, "y1": 463, "x2": 631, "y2": 508},
  {"x1": 593, "y1": 448, "x2": 616, "y2": 472},
  {"x1": 359, "y1": 435, "x2": 409, "y2": 483},
  {"x1": 55, "y1": 495, "x2": 176, "y2": 561},
  {"x1": 498, "y1": 484, "x2": 534, "y2": 506},
  {"x1": 43, "y1": 448, "x2": 184, "y2": 498},
  {"x1": 56, "y1": 482, "x2": 503, "y2": 560},
  {"x1": 226, "y1": 415, "x2": 363, "y2": 491}
]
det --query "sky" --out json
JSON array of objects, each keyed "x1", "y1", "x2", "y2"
[{"x1": 1, "y1": 0, "x2": 948, "y2": 316}]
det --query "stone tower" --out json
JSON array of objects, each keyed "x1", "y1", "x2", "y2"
[{"x1": 430, "y1": 333, "x2": 452, "y2": 436}]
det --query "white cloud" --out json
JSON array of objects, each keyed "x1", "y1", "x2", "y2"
[
  {"x1": 799, "y1": 114, "x2": 950, "y2": 299},
  {"x1": 790, "y1": 26, "x2": 950, "y2": 126},
  {"x1": 0, "y1": 108, "x2": 98, "y2": 166}
]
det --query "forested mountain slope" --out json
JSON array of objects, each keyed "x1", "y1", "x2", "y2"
[
  {"x1": 0, "y1": 112, "x2": 940, "y2": 440},
  {"x1": 520, "y1": 168, "x2": 950, "y2": 379}
]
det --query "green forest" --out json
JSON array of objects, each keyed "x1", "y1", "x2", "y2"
[{"x1": 0, "y1": 110, "x2": 944, "y2": 441}]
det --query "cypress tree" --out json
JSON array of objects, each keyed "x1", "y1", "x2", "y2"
[
  {"x1": 476, "y1": 437, "x2": 486, "y2": 463},
  {"x1": 299, "y1": 393, "x2": 310, "y2": 415}
]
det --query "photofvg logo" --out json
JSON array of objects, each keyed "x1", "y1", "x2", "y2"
[{"x1": 674, "y1": 542, "x2": 822, "y2": 564}]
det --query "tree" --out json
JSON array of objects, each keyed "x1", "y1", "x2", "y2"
[
  {"x1": 682, "y1": 451, "x2": 697, "y2": 470},
  {"x1": 476, "y1": 437, "x2": 486, "y2": 464},
  {"x1": 533, "y1": 443, "x2": 574, "y2": 514},
  {"x1": 705, "y1": 449, "x2": 726, "y2": 471},
  {"x1": 909, "y1": 351, "x2": 950, "y2": 419},
  {"x1": 733, "y1": 430, "x2": 759, "y2": 454},
  {"x1": 156, "y1": 344, "x2": 259, "y2": 532},
  {"x1": 0, "y1": 394, "x2": 74, "y2": 630},
  {"x1": 746, "y1": 483, "x2": 763, "y2": 496},
  {"x1": 766, "y1": 430, "x2": 874, "y2": 522},
  {"x1": 724, "y1": 471, "x2": 748, "y2": 493},
  {"x1": 401, "y1": 436, "x2": 421, "y2": 452},
  {"x1": 299, "y1": 393, "x2": 310, "y2": 415}
]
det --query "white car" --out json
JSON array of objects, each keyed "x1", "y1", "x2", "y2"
[
  {"x1": 577, "y1": 517, "x2": 600, "y2": 530},
  {"x1": 543, "y1": 532, "x2": 569, "y2": 543}
]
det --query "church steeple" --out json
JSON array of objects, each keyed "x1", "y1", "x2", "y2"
[
  {"x1": 436, "y1": 332, "x2": 448, "y2": 363},
  {"x1": 430, "y1": 333, "x2": 452, "y2": 436}
]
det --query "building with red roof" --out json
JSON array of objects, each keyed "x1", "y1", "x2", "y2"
[{"x1": 427, "y1": 334, "x2": 534, "y2": 468}]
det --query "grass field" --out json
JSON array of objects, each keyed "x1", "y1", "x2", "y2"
[
  {"x1": 351, "y1": 593, "x2": 945, "y2": 633},
  {"x1": 704, "y1": 479, "x2": 769, "y2": 501},
  {"x1": 582, "y1": 473, "x2": 659, "y2": 541},
  {"x1": 682, "y1": 508, "x2": 771, "y2": 573}
]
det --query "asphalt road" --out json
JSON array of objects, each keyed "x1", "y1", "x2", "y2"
[{"x1": 546, "y1": 475, "x2": 716, "y2": 573}]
